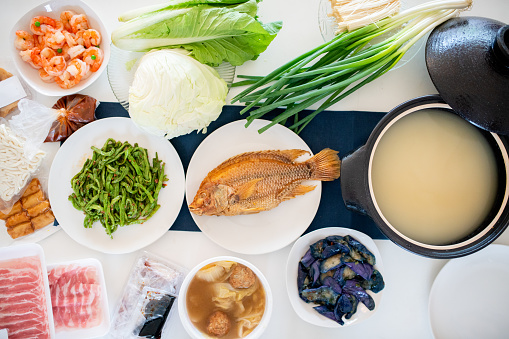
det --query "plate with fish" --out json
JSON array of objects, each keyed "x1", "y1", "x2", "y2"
[{"x1": 186, "y1": 119, "x2": 341, "y2": 255}]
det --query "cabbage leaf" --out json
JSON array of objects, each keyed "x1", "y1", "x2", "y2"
[{"x1": 112, "y1": 0, "x2": 282, "y2": 66}]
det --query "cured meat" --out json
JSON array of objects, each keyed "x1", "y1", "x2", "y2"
[
  {"x1": 48, "y1": 264, "x2": 102, "y2": 330},
  {"x1": 0, "y1": 255, "x2": 51, "y2": 339}
]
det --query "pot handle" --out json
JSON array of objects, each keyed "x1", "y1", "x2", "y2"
[
  {"x1": 493, "y1": 25, "x2": 509, "y2": 67},
  {"x1": 340, "y1": 145, "x2": 371, "y2": 215}
]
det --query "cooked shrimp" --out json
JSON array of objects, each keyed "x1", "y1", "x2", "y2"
[
  {"x1": 82, "y1": 47, "x2": 103, "y2": 72},
  {"x1": 44, "y1": 28, "x2": 66, "y2": 49},
  {"x1": 63, "y1": 31, "x2": 77, "y2": 47},
  {"x1": 67, "y1": 45, "x2": 86, "y2": 59},
  {"x1": 14, "y1": 31, "x2": 34, "y2": 51},
  {"x1": 60, "y1": 10, "x2": 75, "y2": 31},
  {"x1": 19, "y1": 48, "x2": 42, "y2": 69},
  {"x1": 59, "y1": 44, "x2": 71, "y2": 61},
  {"x1": 43, "y1": 56, "x2": 66, "y2": 76},
  {"x1": 70, "y1": 14, "x2": 89, "y2": 33},
  {"x1": 33, "y1": 34, "x2": 46, "y2": 49},
  {"x1": 30, "y1": 16, "x2": 57, "y2": 35},
  {"x1": 39, "y1": 68, "x2": 54, "y2": 82},
  {"x1": 55, "y1": 59, "x2": 85, "y2": 89},
  {"x1": 82, "y1": 29, "x2": 101, "y2": 48},
  {"x1": 40, "y1": 47, "x2": 56, "y2": 65},
  {"x1": 54, "y1": 21, "x2": 64, "y2": 31}
]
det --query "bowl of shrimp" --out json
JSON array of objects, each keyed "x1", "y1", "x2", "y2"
[{"x1": 9, "y1": 0, "x2": 110, "y2": 96}]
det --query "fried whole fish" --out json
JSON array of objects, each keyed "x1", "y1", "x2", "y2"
[{"x1": 189, "y1": 148, "x2": 341, "y2": 216}]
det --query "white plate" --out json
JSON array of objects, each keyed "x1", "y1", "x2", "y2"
[
  {"x1": 48, "y1": 117, "x2": 185, "y2": 254},
  {"x1": 107, "y1": 44, "x2": 236, "y2": 112},
  {"x1": 9, "y1": 0, "x2": 110, "y2": 96},
  {"x1": 429, "y1": 244, "x2": 509, "y2": 339},
  {"x1": 185, "y1": 119, "x2": 321, "y2": 255},
  {"x1": 286, "y1": 227, "x2": 384, "y2": 328}
]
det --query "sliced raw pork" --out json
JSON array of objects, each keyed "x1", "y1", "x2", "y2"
[
  {"x1": 0, "y1": 255, "x2": 51, "y2": 339},
  {"x1": 48, "y1": 264, "x2": 102, "y2": 330}
]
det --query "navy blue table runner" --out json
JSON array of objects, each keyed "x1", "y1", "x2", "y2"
[{"x1": 91, "y1": 103, "x2": 387, "y2": 239}]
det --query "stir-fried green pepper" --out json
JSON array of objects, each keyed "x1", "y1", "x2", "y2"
[{"x1": 68, "y1": 138, "x2": 168, "y2": 238}]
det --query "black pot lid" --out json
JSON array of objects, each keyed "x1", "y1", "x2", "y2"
[{"x1": 425, "y1": 16, "x2": 509, "y2": 135}]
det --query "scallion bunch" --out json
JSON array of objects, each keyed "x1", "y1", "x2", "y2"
[{"x1": 232, "y1": 0, "x2": 472, "y2": 134}]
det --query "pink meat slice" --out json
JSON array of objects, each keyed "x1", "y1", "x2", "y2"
[
  {"x1": 48, "y1": 264, "x2": 102, "y2": 330},
  {"x1": 0, "y1": 256, "x2": 50, "y2": 339}
]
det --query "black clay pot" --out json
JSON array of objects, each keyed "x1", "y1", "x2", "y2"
[
  {"x1": 340, "y1": 95, "x2": 509, "y2": 259},
  {"x1": 425, "y1": 17, "x2": 509, "y2": 135}
]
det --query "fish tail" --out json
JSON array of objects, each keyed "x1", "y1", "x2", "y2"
[{"x1": 306, "y1": 148, "x2": 341, "y2": 181}]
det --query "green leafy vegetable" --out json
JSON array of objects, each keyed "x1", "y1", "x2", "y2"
[
  {"x1": 112, "y1": 0, "x2": 282, "y2": 66},
  {"x1": 68, "y1": 139, "x2": 168, "y2": 238},
  {"x1": 231, "y1": 0, "x2": 472, "y2": 133}
]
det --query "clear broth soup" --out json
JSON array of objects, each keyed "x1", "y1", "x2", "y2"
[
  {"x1": 371, "y1": 109, "x2": 498, "y2": 245},
  {"x1": 186, "y1": 261, "x2": 265, "y2": 338}
]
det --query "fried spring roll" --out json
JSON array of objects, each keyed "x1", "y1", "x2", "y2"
[
  {"x1": 5, "y1": 211, "x2": 30, "y2": 228},
  {"x1": 22, "y1": 178, "x2": 41, "y2": 198},
  {"x1": 27, "y1": 201, "x2": 51, "y2": 218},
  {"x1": 7, "y1": 222, "x2": 34, "y2": 239},
  {"x1": 0, "y1": 201, "x2": 22, "y2": 220},
  {"x1": 31, "y1": 210, "x2": 55, "y2": 230},
  {"x1": 21, "y1": 190, "x2": 45, "y2": 209}
]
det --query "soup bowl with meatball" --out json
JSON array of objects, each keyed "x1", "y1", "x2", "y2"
[{"x1": 178, "y1": 256, "x2": 273, "y2": 339}]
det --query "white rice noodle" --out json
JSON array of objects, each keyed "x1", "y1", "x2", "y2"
[{"x1": 0, "y1": 124, "x2": 45, "y2": 201}]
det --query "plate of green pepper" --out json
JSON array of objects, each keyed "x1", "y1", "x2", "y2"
[{"x1": 48, "y1": 117, "x2": 185, "y2": 254}]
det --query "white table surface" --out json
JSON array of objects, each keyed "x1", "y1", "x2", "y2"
[{"x1": 2, "y1": 0, "x2": 509, "y2": 338}]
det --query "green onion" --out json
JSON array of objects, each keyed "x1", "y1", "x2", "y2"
[{"x1": 231, "y1": 0, "x2": 473, "y2": 134}]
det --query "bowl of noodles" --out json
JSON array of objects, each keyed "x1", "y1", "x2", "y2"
[
  {"x1": 178, "y1": 256, "x2": 273, "y2": 339},
  {"x1": 9, "y1": 0, "x2": 110, "y2": 96}
]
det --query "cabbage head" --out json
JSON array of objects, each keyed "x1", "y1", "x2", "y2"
[{"x1": 129, "y1": 49, "x2": 228, "y2": 139}]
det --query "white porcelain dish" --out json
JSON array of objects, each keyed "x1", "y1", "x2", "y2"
[
  {"x1": 9, "y1": 0, "x2": 110, "y2": 96},
  {"x1": 178, "y1": 256, "x2": 273, "y2": 339},
  {"x1": 429, "y1": 244, "x2": 509, "y2": 339},
  {"x1": 286, "y1": 227, "x2": 384, "y2": 328},
  {"x1": 47, "y1": 258, "x2": 110, "y2": 339},
  {"x1": 185, "y1": 119, "x2": 321, "y2": 255},
  {"x1": 0, "y1": 243, "x2": 56, "y2": 338},
  {"x1": 48, "y1": 117, "x2": 185, "y2": 254}
]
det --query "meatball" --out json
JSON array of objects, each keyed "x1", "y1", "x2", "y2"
[
  {"x1": 207, "y1": 310, "x2": 230, "y2": 337},
  {"x1": 228, "y1": 264, "x2": 256, "y2": 289}
]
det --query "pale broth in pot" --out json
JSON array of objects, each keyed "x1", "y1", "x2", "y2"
[{"x1": 370, "y1": 109, "x2": 498, "y2": 245}]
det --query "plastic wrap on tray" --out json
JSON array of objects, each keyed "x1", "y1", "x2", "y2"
[{"x1": 110, "y1": 251, "x2": 186, "y2": 339}]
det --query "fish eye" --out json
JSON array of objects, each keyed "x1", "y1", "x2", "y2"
[{"x1": 200, "y1": 192, "x2": 207, "y2": 198}]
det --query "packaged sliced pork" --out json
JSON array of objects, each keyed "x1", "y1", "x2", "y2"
[
  {"x1": 110, "y1": 251, "x2": 186, "y2": 339},
  {"x1": 47, "y1": 258, "x2": 110, "y2": 339},
  {"x1": 0, "y1": 243, "x2": 55, "y2": 339}
]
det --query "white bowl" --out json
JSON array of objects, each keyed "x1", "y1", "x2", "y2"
[
  {"x1": 9, "y1": 0, "x2": 110, "y2": 96},
  {"x1": 178, "y1": 256, "x2": 273, "y2": 339},
  {"x1": 286, "y1": 227, "x2": 384, "y2": 327}
]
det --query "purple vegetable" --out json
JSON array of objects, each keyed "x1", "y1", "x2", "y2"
[
  {"x1": 314, "y1": 305, "x2": 343, "y2": 325},
  {"x1": 343, "y1": 280, "x2": 375, "y2": 311},
  {"x1": 322, "y1": 276, "x2": 342, "y2": 294},
  {"x1": 300, "y1": 249, "x2": 316, "y2": 268},
  {"x1": 322, "y1": 242, "x2": 350, "y2": 258},
  {"x1": 297, "y1": 263, "x2": 308, "y2": 292},
  {"x1": 300, "y1": 286, "x2": 340, "y2": 306},
  {"x1": 345, "y1": 262, "x2": 373, "y2": 280},
  {"x1": 310, "y1": 260, "x2": 321, "y2": 285}
]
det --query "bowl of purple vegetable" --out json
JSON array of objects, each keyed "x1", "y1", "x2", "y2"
[{"x1": 286, "y1": 227, "x2": 385, "y2": 327}]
